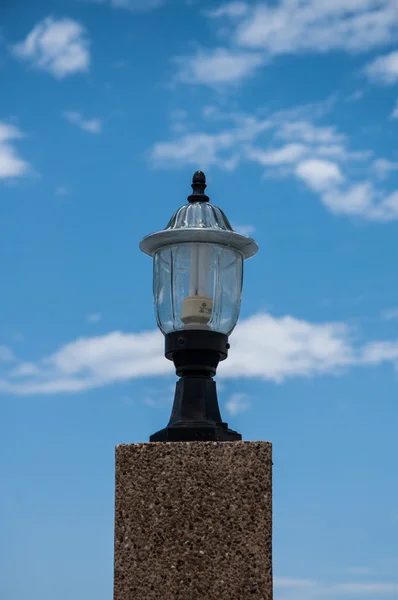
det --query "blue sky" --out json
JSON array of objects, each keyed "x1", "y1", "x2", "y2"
[{"x1": 1, "y1": 1, "x2": 398, "y2": 599}]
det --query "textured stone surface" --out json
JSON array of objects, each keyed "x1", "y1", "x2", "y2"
[{"x1": 114, "y1": 441, "x2": 272, "y2": 600}]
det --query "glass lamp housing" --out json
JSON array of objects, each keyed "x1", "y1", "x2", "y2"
[
  {"x1": 140, "y1": 182, "x2": 258, "y2": 336},
  {"x1": 154, "y1": 242, "x2": 243, "y2": 335}
]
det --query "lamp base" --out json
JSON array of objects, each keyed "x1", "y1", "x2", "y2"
[
  {"x1": 150, "y1": 424, "x2": 242, "y2": 442},
  {"x1": 150, "y1": 330, "x2": 242, "y2": 443}
]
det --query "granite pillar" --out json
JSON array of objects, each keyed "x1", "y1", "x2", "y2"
[{"x1": 114, "y1": 441, "x2": 272, "y2": 600}]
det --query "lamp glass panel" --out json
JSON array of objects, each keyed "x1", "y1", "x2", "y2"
[{"x1": 153, "y1": 242, "x2": 243, "y2": 335}]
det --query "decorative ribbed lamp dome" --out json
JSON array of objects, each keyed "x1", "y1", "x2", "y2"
[{"x1": 139, "y1": 171, "x2": 258, "y2": 259}]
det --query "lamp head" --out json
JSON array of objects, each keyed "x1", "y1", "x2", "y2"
[{"x1": 139, "y1": 171, "x2": 258, "y2": 335}]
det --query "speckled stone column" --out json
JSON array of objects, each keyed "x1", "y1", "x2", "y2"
[{"x1": 114, "y1": 441, "x2": 272, "y2": 600}]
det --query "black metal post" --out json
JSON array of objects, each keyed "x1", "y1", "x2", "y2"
[{"x1": 150, "y1": 330, "x2": 242, "y2": 442}]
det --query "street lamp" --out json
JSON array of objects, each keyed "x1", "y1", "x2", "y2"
[{"x1": 140, "y1": 171, "x2": 258, "y2": 441}]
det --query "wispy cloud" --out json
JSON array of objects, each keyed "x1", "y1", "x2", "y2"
[
  {"x1": 335, "y1": 567, "x2": 374, "y2": 576},
  {"x1": 225, "y1": 392, "x2": 250, "y2": 416},
  {"x1": 86, "y1": 313, "x2": 102, "y2": 323},
  {"x1": 120, "y1": 394, "x2": 134, "y2": 405},
  {"x1": 247, "y1": 143, "x2": 307, "y2": 166},
  {"x1": 55, "y1": 186, "x2": 68, "y2": 196},
  {"x1": 63, "y1": 111, "x2": 102, "y2": 134},
  {"x1": 364, "y1": 50, "x2": 398, "y2": 85},
  {"x1": 169, "y1": 109, "x2": 190, "y2": 133},
  {"x1": 274, "y1": 575, "x2": 398, "y2": 596},
  {"x1": 372, "y1": 158, "x2": 398, "y2": 179},
  {"x1": 274, "y1": 577, "x2": 317, "y2": 589},
  {"x1": 345, "y1": 90, "x2": 364, "y2": 103},
  {"x1": 174, "y1": 47, "x2": 265, "y2": 86},
  {"x1": 276, "y1": 120, "x2": 345, "y2": 145},
  {"x1": 150, "y1": 102, "x2": 398, "y2": 222},
  {"x1": 87, "y1": 0, "x2": 164, "y2": 10},
  {"x1": 151, "y1": 131, "x2": 241, "y2": 170},
  {"x1": 3, "y1": 310, "x2": 398, "y2": 395},
  {"x1": 0, "y1": 329, "x2": 167, "y2": 395},
  {"x1": 0, "y1": 346, "x2": 15, "y2": 362},
  {"x1": 333, "y1": 582, "x2": 398, "y2": 594},
  {"x1": 391, "y1": 99, "x2": 398, "y2": 119},
  {"x1": 151, "y1": 110, "x2": 273, "y2": 169},
  {"x1": 205, "y1": 2, "x2": 248, "y2": 19},
  {"x1": 175, "y1": 0, "x2": 398, "y2": 89},
  {"x1": 381, "y1": 308, "x2": 398, "y2": 321},
  {"x1": 152, "y1": 103, "x2": 349, "y2": 170},
  {"x1": 295, "y1": 159, "x2": 344, "y2": 192},
  {"x1": 171, "y1": 2, "x2": 398, "y2": 89},
  {"x1": 231, "y1": 223, "x2": 256, "y2": 236},
  {"x1": 12, "y1": 17, "x2": 90, "y2": 79},
  {"x1": 0, "y1": 122, "x2": 30, "y2": 179},
  {"x1": 320, "y1": 182, "x2": 398, "y2": 222},
  {"x1": 362, "y1": 339, "x2": 398, "y2": 365},
  {"x1": 213, "y1": 0, "x2": 398, "y2": 56}
]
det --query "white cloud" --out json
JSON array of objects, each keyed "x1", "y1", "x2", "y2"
[
  {"x1": 10, "y1": 362, "x2": 41, "y2": 378},
  {"x1": 276, "y1": 120, "x2": 345, "y2": 145},
  {"x1": 151, "y1": 111, "x2": 343, "y2": 170},
  {"x1": 170, "y1": 122, "x2": 189, "y2": 134},
  {"x1": 316, "y1": 145, "x2": 370, "y2": 161},
  {"x1": 321, "y1": 183, "x2": 398, "y2": 221},
  {"x1": 372, "y1": 158, "x2": 398, "y2": 178},
  {"x1": 321, "y1": 182, "x2": 372, "y2": 217},
  {"x1": 13, "y1": 333, "x2": 25, "y2": 343},
  {"x1": 120, "y1": 394, "x2": 134, "y2": 405},
  {"x1": 0, "y1": 122, "x2": 30, "y2": 179},
  {"x1": 3, "y1": 311, "x2": 398, "y2": 395},
  {"x1": 246, "y1": 121, "x2": 368, "y2": 172},
  {"x1": 63, "y1": 111, "x2": 102, "y2": 134},
  {"x1": 337, "y1": 567, "x2": 374, "y2": 576},
  {"x1": 55, "y1": 186, "x2": 68, "y2": 196},
  {"x1": 225, "y1": 392, "x2": 250, "y2": 416},
  {"x1": 111, "y1": 0, "x2": 163, "y2": 8},
  {"x1": 87, "y1": 312, "x2": 102, "y2": 323},
  {"x1": 333, "y1": 582, "x2": 398, "y2": 594},
  {"x1": 12, "y1": 17, "x2": 90, "y2": 79},
  {"x1": 230, "y1": 1, "x2": 398, "y2": 55},
  {"x1": 91, "y1": 0, "x2": 164, "y2": 9},
  {"x1": 151, "y1": 114, "x2": 271, "y2": 169},
  {"x1": 151, "y1": 104, "x2": 398, "y2": 222},
  {"x1": 174, "y1": 47, "x2": 264, "y2": 85},
  {"x1": 346, "y1": 90, "x2": 364, "y2": 102},
  {"x1": 169, "y1": 109, "x2": 189, "y2": 133},
  {"x1": 0, "y1": 345, "x2": 14, "y2": 362},
  {"x1": 361, "y1": 339, "x2": 398, "y2": 364},
  {"x1": 231, "y1": 223, "x2": 256, "y2": 236},
  {"x1": 364, "y1": 49, "x2": 398, "y2": 84},
  {"x1": 0, "y1": 329, "x2": 167, "y2": 395},
  {"x1": 273, "y1": 576, "x2": 398, "y2": 596},
  {"x1": 206, "y1": 2, "x2": 249, "y2": 18},
  {"x1": 176, "y1": 3, "x2": 398, "y2": 89},
  {"x1": 391, "y1": 99, "x2": 398, "y2": 119},
  {"x1": 274, "y1": 577, "x2": 317, "y2": 589},
  {"x1": 151, "y1": 132, "x2": 239, "y2": 170},
  {"x1": 381, "y1": 307, "x2": 398, "y2": 320},
  {"x1": 221, "y1": 313, "x2": 355, "y2": 381},
  {"x1": 170, "y1": 109, "x2": 188, "y2": 121},
  {"x1": 295, "y1": 159, "x2": 344, "y2": 192},
  {"x1": 247, "y1": 143, "x2": 307, "y2": 166}
]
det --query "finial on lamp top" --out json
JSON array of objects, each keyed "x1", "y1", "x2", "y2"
[{"x1": 187, "y1": 170, "x2": 210, "y2": 203}]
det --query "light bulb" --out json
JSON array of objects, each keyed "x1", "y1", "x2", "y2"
[{"x1": 180, "y1": 244, "x2": 213, "y2": 328}]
